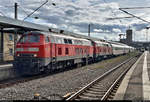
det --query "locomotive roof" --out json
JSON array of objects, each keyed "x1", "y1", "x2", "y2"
[
  {"x1": 111, "y1": 43, "x2": 125, "y2": 48},
  {"x1": 95, "y1": 40, "x2": 110, "y2": 45},
  {"x1": 26, "y1": 31, "x2": 92, "y2": 42},
  {"x1": 25, "y1": 31, "x2": 106, "y2": 42},
  {"x1": 50, "y1": 33, "x2": 91, "y2": 42}
]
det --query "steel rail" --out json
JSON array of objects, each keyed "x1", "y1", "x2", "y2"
[
  {"x1": 66, "y1": 56, "x2": 136, "y2": 100},
  {"x1": 101, "y1": 58, "x2": 136, "y2": 100}
]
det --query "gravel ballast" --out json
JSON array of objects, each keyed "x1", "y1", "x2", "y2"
[{"x1": 0, "y1": 53, "x2": 138, "y2": 100}]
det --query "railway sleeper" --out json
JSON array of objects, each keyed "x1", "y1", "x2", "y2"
[
  {"x1": 89, "y1": 87, "x2": 107, "y2": 92},
  {"x1": 82, "y1": 92, "x2": 103, "y2": 98},
  {"x1": 86, "y1": 90, "x2": 106, "y2": 94},
  {"x1": 108, "y1": 95, "x2": 114, "y2": 99},
  {"x1": 110, "y1": 92, "x2": 116, "y2": 96},
  {"x1": 95, "y1": 83, "x2": 110, "y2": 87},
  {"x1": 91, "y1": 85, "x2": 106, "y2": 89},
  {"x1": 78, "y1": 95, "x2": 100, "y2": 100}
]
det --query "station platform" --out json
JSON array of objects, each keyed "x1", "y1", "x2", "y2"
[
  {"x1": 0, "y1": 64, "x2": 12, "y2": 68},
  {"x1": 114, "y1": 51, "x2": 150, "y2": 100}
]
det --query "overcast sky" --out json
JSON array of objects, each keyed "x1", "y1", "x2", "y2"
[{"x1": 0, "y1": 0, "x2": 150, "y2": 41}]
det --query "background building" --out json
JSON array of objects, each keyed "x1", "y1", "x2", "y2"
[
  {"x1": 0, "y1": 33, "x2": 20, "y2": 62},
  {"x1": 126, "y1": 29, "x2": 132, "y2": 45},
  {"x1": 119, "y1": 29, "x2": 133, "y2": 45}
]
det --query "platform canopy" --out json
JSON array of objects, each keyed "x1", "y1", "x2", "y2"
[{"x1": 0, "y1": 15, "x2": 51, "y2": 33}]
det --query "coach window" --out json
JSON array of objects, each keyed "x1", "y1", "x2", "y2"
[{"x1": 65, "y1": 48, "x2": 69, "y2": 55}]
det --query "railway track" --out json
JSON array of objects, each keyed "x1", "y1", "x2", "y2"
[
  {"x1": 0, "y1": 53, "x2": 140, "y2": 94},
  {"x1": 65, "y1": 54, "x2": 140, "y2": 100}
]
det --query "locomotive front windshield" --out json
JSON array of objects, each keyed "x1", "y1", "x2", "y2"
[{"x1": 19, "y1": 35, "x2": 40, "y2": 43}]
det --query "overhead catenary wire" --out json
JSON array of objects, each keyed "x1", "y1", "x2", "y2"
[
  {"x1": 0, "y1": 11, "x2": 5, "y2": 16},
  {"x1": 23, "y1": 0, "x2": 49, "y2": 21},
  {"x1": 119, "y1": 8, "x2": 150, "y2": 24},
  {"x1": 120, "y1": 7, "x2": 150, "y2": 10},
  {"x1": 106, "y1": 16, "x2": 133, "y2": 20}
]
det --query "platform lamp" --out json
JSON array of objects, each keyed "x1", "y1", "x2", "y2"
[
  {"x1": 88, "y1": 23, "x2": 94, "y2": 37},
  {"x1": 145, "y1": 27, "x2": 150, "y2": 42}
]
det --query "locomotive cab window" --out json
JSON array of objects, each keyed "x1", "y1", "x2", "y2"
[{"x1": 19, "y1": 35, "x2": 40, "y2": 43}]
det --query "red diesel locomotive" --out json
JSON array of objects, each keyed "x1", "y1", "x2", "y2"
[
  {"x1": 14, "y1": 31, "x2": 95, "y2": 75},
  {"x1": 93, "y1": 40, "x2": 113, "y2": 61}
]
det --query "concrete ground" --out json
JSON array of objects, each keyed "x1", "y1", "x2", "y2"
[{"x1": 114, "y1": 51, "x2": 150, "y2": 100}]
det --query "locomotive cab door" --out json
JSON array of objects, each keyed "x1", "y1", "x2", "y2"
[
  {"x1": 50, "y1": 36, "x2": 57, "y2": 69},
  {"x1": 45, "y1": 36, "x2": 50, "y2": 57},
  {"x1": 44, "y1": 36, "x2": 51, "y2": 66}
]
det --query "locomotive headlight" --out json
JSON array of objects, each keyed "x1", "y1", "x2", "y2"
[
  {"x1": 17, "y1": 54, "x2": 20, "y2": 57},
  {"x1": 16, "y1": 48, "x2": 24, "y2": 51},
  {"x1": 28, "y1": 48, "x2": 39, "y2": 52},
  {"x1": 33, "y1": 54, "x2": 37, "y2": 57}
]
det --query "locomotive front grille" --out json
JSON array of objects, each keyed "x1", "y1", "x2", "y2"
[
  {"x1": 15, "y1": 57, "x2": 40, "y2": 63},
  {"x1": 19, "y1": 53, "x2": 34, "y2": 57}
]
